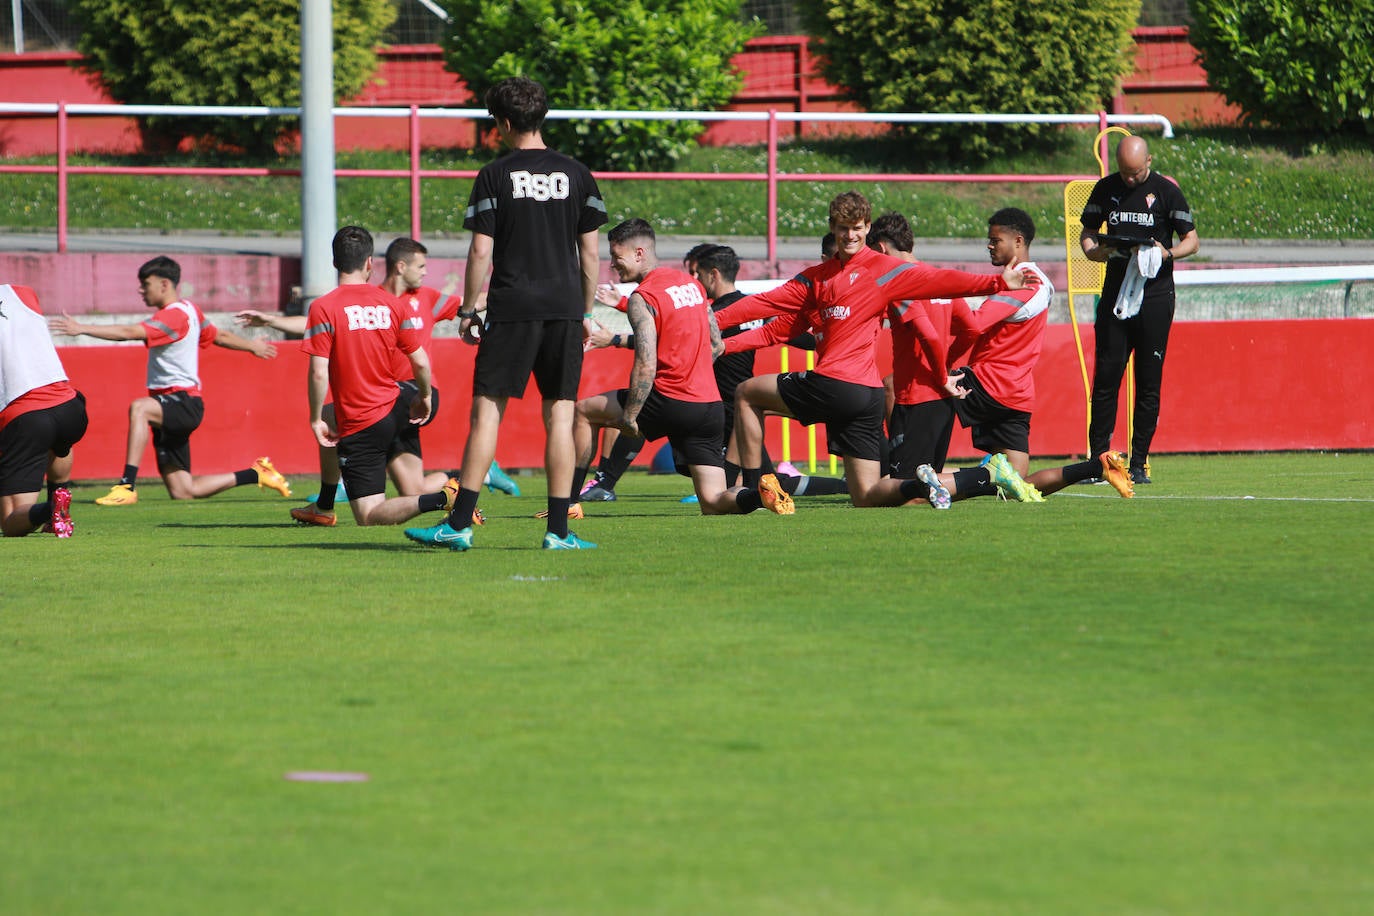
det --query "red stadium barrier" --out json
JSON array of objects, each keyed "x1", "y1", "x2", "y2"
[{"x1": 57, "y1": 317, "x2": 1374, "y2": 484}]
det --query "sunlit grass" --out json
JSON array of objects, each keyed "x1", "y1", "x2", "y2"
[{"x1": 3, "y1": 453, "x2": 1373, "y2": 913}]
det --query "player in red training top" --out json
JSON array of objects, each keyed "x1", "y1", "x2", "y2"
[
  {"x1": 719, "y1": 191, "x2": 1026, "y2": 511},
  {"x1": 1, "y1": 284, "x2": 88, "y2": 537},
  {"x1": 50, "y1": 256, "x2": 293, "y2": 507},
  {"x1": 235, "y1": 238, "x2": 517, "y2": 524},
  {"x1": 570, "y1": 219, "x2": 795, "y2": 516},
  {"x1": 866, "y1": 211, "x2": 964, "y2": 478},
  {"x1": 916, "y1": 208, "x2": 1136, "y2": 504},
  {"x1": 299, "y1": 226, "x2": 461, "y2": 528}
]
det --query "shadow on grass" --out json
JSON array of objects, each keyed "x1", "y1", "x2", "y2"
[
  {"x1": 176, "y1": 540, "x2": 534, "y2": 553},
  {"x1": 157, "y1": 522, "x2": 291, "y2": 530}
]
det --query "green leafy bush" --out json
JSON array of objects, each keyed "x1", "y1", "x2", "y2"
[
  {"x1": 793, "y1": 0, "x2": 1139, "y2": 159},
  {"x1": 1188, "y1": 0, "x2": 1374, "y2": 135},
  {"x1": 73, "y1": 0, "x2": 395, "y2": 155},
  {"x1": 441, "y1": 0, "x2": 762, "y2": 170}
]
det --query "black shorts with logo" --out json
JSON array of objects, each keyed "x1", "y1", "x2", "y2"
[
  {"x1": 0, "y1": 393, "x2": 89, "y2": 496},
  {"x1": 888, "y1": 398, "x2": 957, "y2": 477},
  {"x1": 152, "y1": 391, "x2": 205, "y2": 473},
  {"x1": 338, "y1": 395, "x2": 403, "y2": 499},
  {"x1": 777, "y1": 371, "x2": 886, "y2": 462},
  {"x1": 474, "y1": 318, "x2": 583, "y2": 401},
  {"x1": 950, "y1": 367, "x2": 1031, "y2": 454},
  {"x1": 618, "y1": 388, "x2": 725, "y2": 468}
]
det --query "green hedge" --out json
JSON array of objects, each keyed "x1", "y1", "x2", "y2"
[
  {"x1": 441, "y1": 0, "x2": 762, "y2": 170},
  {"x1": 1189, "y1": 0, "x2": 1374, "y2": 135},
  {"x1": 794, "y1": 0, "x2": 1139, "y2": 159},
  {"x1": 74, "y1": 0, "x2": 395, "y2": 155}
]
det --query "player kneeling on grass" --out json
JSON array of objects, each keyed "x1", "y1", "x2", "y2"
[
  {"x1": 1, "y1": 284, "x2": 88, "y2": 538},
  {"x1": 573, "y1": 219, "x2": 794, "y2": 516},
  {"x1": 49, "y1": 256, "x2": 293, "y2": 506},
  {"x1": 914, "y1": 208, "x2": 1135, "y2": 505},
  {"x1": 300, "y1": 226, "x2": 460, "y2": 528}
]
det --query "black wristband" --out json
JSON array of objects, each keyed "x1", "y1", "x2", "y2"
[
  {"x1": 611, "y1": 334, "x2": 622, "y2": 348},
  {"x1": 458, "y1": 310, "x2": 477, "y2": 320}
]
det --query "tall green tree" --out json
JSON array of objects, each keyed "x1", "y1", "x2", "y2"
[
  {"x1": 441, "y1": 0, "x2": 762, "y2": 170},
  {"x1": 794, "y1": 0, "x2": 1140, "y2": 159},
  {"x1": 74, "y1": 0, "x2": 395, "y2": 155},
  {"x1": 1189, "y1": 0, "x2": 1373, "y2": 135}
]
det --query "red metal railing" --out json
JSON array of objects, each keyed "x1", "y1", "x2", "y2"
[{"x1": 3, "y1": 103, "x2": 1178, "y2": 267}]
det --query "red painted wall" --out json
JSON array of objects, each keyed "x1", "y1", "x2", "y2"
[
  {"x1": 56, "y1": 318, "x2": 1374, "y2": 484},
  {"x1": 0, "y1": 252, "x2": 301, "y2": 316}
]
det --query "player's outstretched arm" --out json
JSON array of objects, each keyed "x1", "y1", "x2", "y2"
[
  {"x1": 48, "y1": 314, "x2": 146, "y2": 341},
  {"x1": 583, "y1": 320, "x2": 617, "y2": 350},
  {"x1": 214, "y1": 327, "x2": 278, "y2": 360},
  {"x1": 236, "y1": 310, "x2": 306, "y2": 335}
]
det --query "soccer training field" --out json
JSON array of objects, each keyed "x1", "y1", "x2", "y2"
[{"x1": 4, "y1": 452, "x2": 1372, "y2": 914}]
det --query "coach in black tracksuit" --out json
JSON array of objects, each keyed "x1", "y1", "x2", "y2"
[{"x1": 1079, "y1": 135, "x2": 1200, "y2": 484}]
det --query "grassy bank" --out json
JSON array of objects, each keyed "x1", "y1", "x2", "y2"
[{"x1": 2, "y1": 127, "x2": 1371, "y2": 241}]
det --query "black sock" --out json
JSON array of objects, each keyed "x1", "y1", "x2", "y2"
[
  {"x1": 233, "y1": 468, "x2": 256, "y2": 487},
  {"x1": 28, "y1": 503, "x2": 49, "y2": 526},
  {"x1": 793, "y1": 475, "x2": 849, "y2": 496},
  {"x1": 317, "y1": 480, "x2": 338, "y2": 512},
  {"x1": 1062, "y1": 458, "x2": 1100, "y2": 485},
  {"x1": 120, "y1": 465, "x2": 139, "y2": 487},
  {"x1": 600, "y1": 434, "x2": 644, "y2": 489},
  {"x1": 47, "y1": 481, "x2": 63, "y2": 502},
  {"x1": 545, "y1": 497, "x2": 571, "y2": 538},
  {"x1": 898, "y1": 477, "x2": 930, "y2": 501},
  {"x1": 953, "y1": 467, "x2": 998, "y2": 499},
  {"x1": 759, "y1": 451, "x2": 776, "y2": 476},
  {"x1": 445, "y1": 487, "x2": 480, "y2": 529},
  {"x1": 742, "y1": 467, "x2": 762, "y2": 490},
  {"x1": 723, "y1": 460, "x2": 740, "y2": 488},
  {"x1": 571, "y1": 466, "x2": 590, "y2": 503},
  {"x1": 418, "y1": 491, "x2": 447, "y2": 513},
  {"x1": 734, "y1": 489, "x2": 763, "y2": 513}
]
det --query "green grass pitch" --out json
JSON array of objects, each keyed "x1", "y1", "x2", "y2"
[{"x1": 3, "y1": 452, "x2": 1372, "y2": 914}]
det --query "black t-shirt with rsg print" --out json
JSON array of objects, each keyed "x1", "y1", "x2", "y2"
[{"x1": 464, "y1": 147, "x2": 608, "y2": 322}]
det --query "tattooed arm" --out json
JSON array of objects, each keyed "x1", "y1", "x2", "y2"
[{"x1": 619, "y1": 293, "x2": 657, "y2": 437}]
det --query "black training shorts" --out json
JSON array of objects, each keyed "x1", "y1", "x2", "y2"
[
  {"x1": 151, "y1": 391, "x2": 205, "y2": 474},
  {"x1": 949, "y1": 367, "x2": 1031, "y2": 454},
  {"x1": 777, "y1": 371, "x2": 886, "y2": 462},
  {"x1": 888, "y1": 399, "x2": 956, "y2": 477},
  {"x1": 618, "y1": 388, "x2": 725, "y2": 469},
  {"x1": 337, "y1": 396, "x2": 402, "y2": 499},
  {"x1": 391, "y1": 381, "x2": 440, "y2": 459},
  {"x1": 474, "y1": 318, "x2": 583, "y2": 401},
  {"x1": 0, "y1": 393, "x2": 89, "y2": 496}
]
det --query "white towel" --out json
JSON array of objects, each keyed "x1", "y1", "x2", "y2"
[{"x1": 1113, "y1": 245, "x2": 1163, "y2": 319}]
